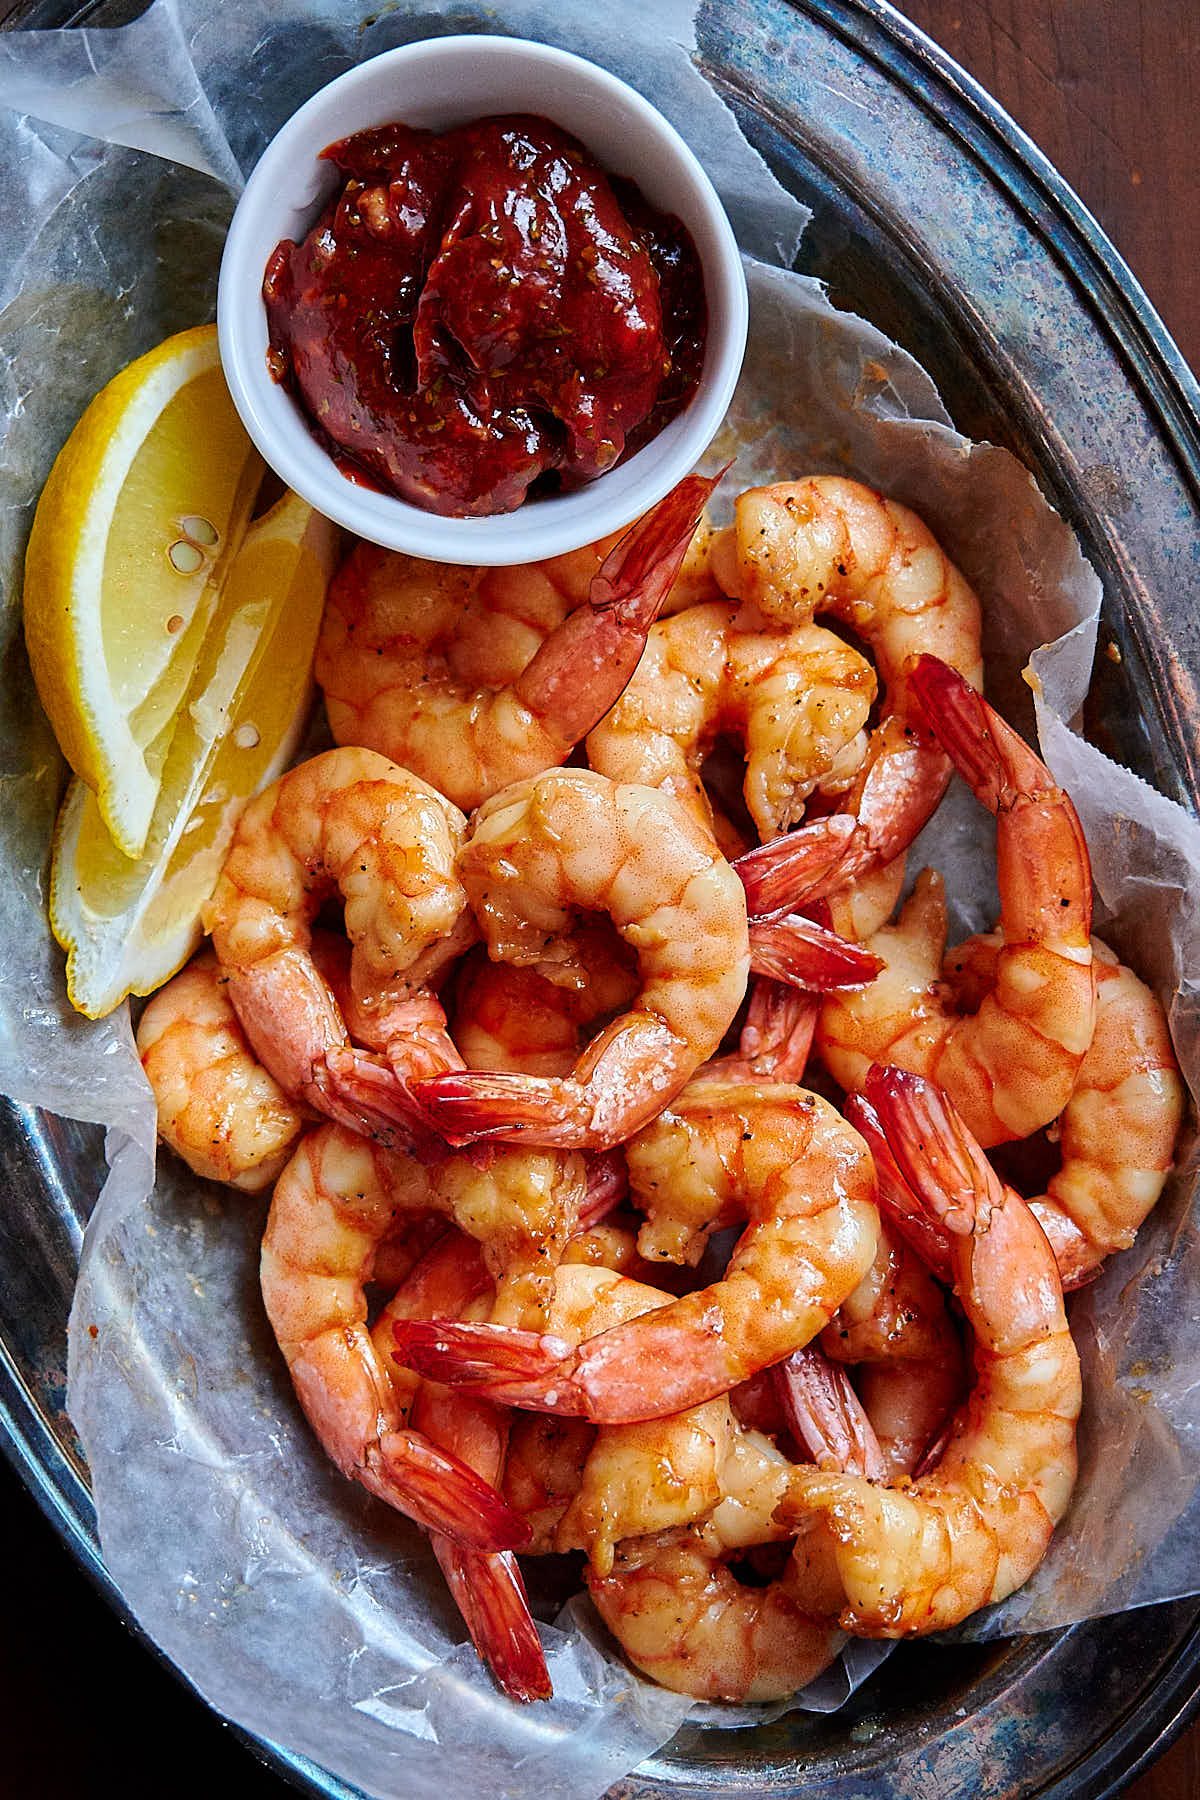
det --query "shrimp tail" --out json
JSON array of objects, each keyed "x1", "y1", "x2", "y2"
[
  {"x1": 591, "y1": 471, "x2": 723, "y2": 621},
  {"x1": 432, "y1": 1541, "x2": 553, "y2": 1703},
  {"x1": 320, "y1": 1046, "x2": 448, "y2": 1160},
  {"x1": 842, "y1": 1085, "x2": 955, "y2": 1283},
  {"x1": 910, "y1": 655, "x2": 1020, "y2": 807},
  {"x1": 734, "y1": 815, "x2": 858, "y2": 918},
  {"x1": 748, "y1": 913, "x2": 883, "y2": 990},
  {"x1": 857, "y1": 1064, "x2": 1002, "y2": 1240},
  {"x1": 774, "y1": 1345, "x2": 888, "y2": 1480},
  {"x1": 391, "y1": 1319, "x2": 581, "y2": 1411},
  {"x1": 515, "y1": 472, "x2": 720, "y2": 745},
  {"x1": 580, "y1": 1150, "x2": 629, "y2": 1226},
  {"x1": 411, "y1": 1070, "x2": 581, "y2": 1147},
  {"x1": 373, "y1": 1429, "x2": 533, "y2": 1551}
]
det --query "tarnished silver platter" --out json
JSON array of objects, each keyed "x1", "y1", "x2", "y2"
[{"x1": 1, "y1": 0, "x2": 1198, "y2": 1794}]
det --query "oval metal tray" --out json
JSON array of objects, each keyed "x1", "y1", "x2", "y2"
[{"x1": 2, "y1": 0, "x2": 1198, "y2": 1795}]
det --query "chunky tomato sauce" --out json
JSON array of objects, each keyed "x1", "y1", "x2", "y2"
[{"x1": 263, "y1": 115, "x2": 706, "y2": 517}]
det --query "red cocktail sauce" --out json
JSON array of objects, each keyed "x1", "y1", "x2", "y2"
[{"x1": 263, "y1": 115, "x2": 707, "y2": 517}]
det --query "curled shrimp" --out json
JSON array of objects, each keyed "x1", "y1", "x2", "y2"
[
  {"x1": 375, "y1": 1231, "x2": 551, "y2": 1703},
  {"x1": 414, "y1": 768, "x2": 751, "y2": 1150},
  {"x1": 204, "y1": 746, "x2": 474, "y2": 1144},
  {"x1": 713, "y1": 478, "x2": 982, "y2": 917},
  {"x1": 775, "y1": 1063, "x2": 1081, "y2": 1637},
  {"x1": 583, "y1": 594, "x2": 884, "y2": 992},
  {"x1": 945, "y1": 933, "x2": 1186, "y2": 1287},
  {"x1": 260, "y1": 1125, "x2": 538, "y2": 1552},
  {"x1": 587, "y1": 1346, "x2": 885, "y2": 1701},
  {"x1": 137, "y1": 949, "x2": 309, "y2": 1192},
  {"x1": 315, "y1": 474, "x2": 716, "y2": 814},
  {"x1": 587, "y1": 598, "x2": 875, "y2": 843},
  {"x1": 393, "y1": 1081, "x2": 879, "y2": 1420},
  {"x1": 816, "y1": 655, "x2": 1097, "y2": 1146}
]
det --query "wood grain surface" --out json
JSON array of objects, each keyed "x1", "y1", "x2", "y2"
[{"x1": 0, "y1": 3, "x2": 1197, "y2": 1798}]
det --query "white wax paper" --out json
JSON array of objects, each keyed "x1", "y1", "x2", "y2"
[{"x1": 0, "y1": 2, "x2": 1197, "y2": 1796}]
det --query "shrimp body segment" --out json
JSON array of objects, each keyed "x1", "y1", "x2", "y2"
[
  {"x1": 817, "y1": 657, "x2": 1097, "y2": 1146},
  {"x1": 137, "y1": 949, "x2": 308, "y2": 1192},
  {"x1": 779, "y1": 1065, "x2": 1082, "y2": 1637},
  {"x1": 393, "y1": 1082, "x2": 880, "y2": 1421},
  {"x1": 204, "y1": 746, "x2": 474, "y2": 1141},
  {"x1": 261, "y1": 1126, "x2": 537, "y2": 1551},
  {"x1": 415, "y1": 769, "x2": 751, "y2": 1150},
  {"x1": 316, "y1": 474, "x2": 716, "y2": 814}
]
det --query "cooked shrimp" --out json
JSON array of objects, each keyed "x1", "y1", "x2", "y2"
[
  {"x1": 582, "y1": 596, "x2": 884, "y2": 989},
  {"x1": 819, "y1": 1222, "x2": 965, "y2": 1478},
  {"x1": 393, "y1": 1082, "x2": 879, "y2": 1420},
  {"x1": 587, "y1": 1346, "x2": 885, "y2": 1701},
  {"x1": 204, "y1": 746, "x2": 474, "y2": 1143},
  {"x1": 137, "y1": 949, "x2": 309, "y2": 1192},
  {"x1": 587, "y1": 599, "x2": 875, "y2": 842},
  {"x1": 776, "y1": 1063, "x2": 1081, "y2": 1636},
  {"x1": 316, "y1": 474, "x2": 716, "y2": 813},
  {"x1": 945, "y1": 933, "x2": 1185, "y2": 1287},
  {"x1": 714, "y1": 477, "x2": 983, "y2": 916},
  {"x1": 374, "y1": 1232, "x2": 551, "y2": 1703},
  {"x1": 413, "y1": 768, "x2": 751, "y2": 1150},
  {"x1": 816, "y1": 656, "x2": 1097, "y2": 1146},
  {"x1": 260, "y1": 1126, "x2": 533, "y2": 1551}
]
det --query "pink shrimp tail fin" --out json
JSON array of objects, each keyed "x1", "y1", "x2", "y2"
[
  {"x1": 515, "y1": 471, "x2": 720, "y2": 746},
  {"x1": 392, "y1": 1318, "x2": 578, "y2": 1412},
  {"x1": 774, "y1": 1344, "x2": 887, "y2": 1481},
  {"x1": 433, "y1": 1541, "x2": 552, "y2": 1703},
  {"x1": 856, "y1": 1064, "x2": 1006, "y2": 1244},
  {"x1": 591, "y1": 470, "x2": 723, "y2": 623},
  {"x1": 843, "y1": 1077, "x2": 954, "y2": 1283},
  {"x1": 413, "y1": 1070, "x2": 581, "y2": 1148},
  {"x1": 321, "y1": 1047, "x2": 450, "y2": 1162},
  {"x1": 911, "y1": 654, "x2": 1038, "y2": 808},
  {"x1": 749, "y1": 913, "x2": 883, "y2": 990},
  {"x1": 580, "y1": 1150, "x2": 629, "y2": 1227},
  {"x1": 734, "y1": 815, "x2": 858, "y2": 918},
  {"x1": 735, "y1": 980, "x2": 820, "y2": 1084},
  {"x1": 376, "y1": 1430, "x2": 532, "y2": 1551}
]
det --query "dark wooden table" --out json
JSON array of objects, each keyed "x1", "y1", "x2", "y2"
[{"x1": 1, "y1": 2, "x2": 1197, "y2": 1797}]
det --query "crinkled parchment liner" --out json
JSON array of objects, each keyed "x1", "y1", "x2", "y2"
[{"x1": 0, "y1": 4, "x2": 1197, "y2": 1797}]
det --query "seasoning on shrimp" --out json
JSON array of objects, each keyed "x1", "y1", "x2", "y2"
[
  {"x1": 414, "y1": 768, "x2": 751, "y2": 1150},
  {"x1": 715, "y1": 477, "x2": 983, "y2": 918},
  {"x1": 393, "y1": 1081, "x2": 880, "y2": 1420},
  {"x1": 317, "y1": 474, "x2": 718, "y2": 812},
  {"x1": 816, "y1": 655, "x2": 1097, "y2": 1145},
  {"x1": 137, "y1": 948, "x2": 309, "y2": 1192},
  {"x1": 782, "y1": 1064, "x2": 1082, "y2": 1637},
  {"x1": 203, "y1": 746, "x2": 475, "y2": 1145}
]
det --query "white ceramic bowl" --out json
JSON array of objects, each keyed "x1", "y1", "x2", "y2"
[{"x1": 216, "y1": 35, "x2": 748, "y2": 565}]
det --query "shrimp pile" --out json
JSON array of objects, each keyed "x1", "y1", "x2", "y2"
[{"x1": 135, "y1": 470, "x2": 1184, "y2": 1708}]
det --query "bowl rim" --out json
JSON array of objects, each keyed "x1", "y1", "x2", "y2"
[{"x1": 215, "y1": 32, "x2": 749, "y2": 564}]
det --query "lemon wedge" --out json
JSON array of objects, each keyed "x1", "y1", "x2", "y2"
[
  {"x1": 49, "y1": 490, "x2": 339, "y2": 1018},
  {"x1": 24, "y1": 324, "x2": 264, "y2": 860}
]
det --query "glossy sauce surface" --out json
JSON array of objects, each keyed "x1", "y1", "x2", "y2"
[{"x1": 264, "y1": 115, "x2": 707, "y2": 516}]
